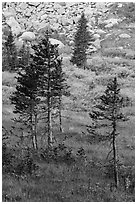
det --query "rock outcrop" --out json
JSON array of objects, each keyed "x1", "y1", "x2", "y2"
[{"x1": 2, "y1": 2, "x2": 134, "y2": 52}]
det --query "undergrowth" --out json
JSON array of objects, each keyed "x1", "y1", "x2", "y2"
[{"x1": 2, "y1": 143, "x2": 135, "y2": 202}]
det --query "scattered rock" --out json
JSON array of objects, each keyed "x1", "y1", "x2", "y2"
[
  {"x1": 58, "y1": 7, "x2": 65, "y2": 14},
  {"x1": 119, "y1": 33, "x2": 131, "y2": 38},
  {"x1": 69, "y1": 40, "x2": 74, "y2": 46},
  {"x1": 6, "y1": 17, "x2": 22, "y2": 35},
  {"x1": 51, "y1": 23, "x2": 60, "y2": 30},
  {"x1": 18, "y1": 2, "x2": 28, "y2": 10},
  {"x1": 14, "y1": 38, "x2": 24, "y2": 50},
  {"x1": 49, "y1": 38, "x2": 65, "y2": 48},
  {"x1": 3, "y1": 8, "x2": 16, "y2": 18},
  {"x1": 20, "y1": 31, "x2": 36, "y2": 41},
  {"x1": 84, "y1": 7, "x2": 94, "y2": 16},
  {"x1": 96, "y1": 29, "x2": 106, "y2": 34},
  {"x1": 93, "y1": 34, "x2": 100, "y2": 39},
  {"x1": 105, "y1": 23, "x2": 114, "y2": 28},
  {"x1": 58, "y1": 2, "x2": 66, "y2": 7},
  {"x1": 27, "y1": 2, "x2": 40, "y2": 7},
  {"x1": 104, "y1": 18, "x2": 120, "y2": 26},
  {"x1": 2, "y1": 2, "x2": 134, "y2": 54},
  {"x1": 40, "y1": 14, "x2": 48, "y2": 21},
  {"x1": 93, "y1": 39, "x2": 101, "y2": 49}
]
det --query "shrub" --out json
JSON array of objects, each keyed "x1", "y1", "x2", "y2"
[
  {"x1": 125, "y1": 50, "x2": 135, "y2": 59},
  {"x1": 102, "y1": 48, "x2": 126, "y2": 57},
  {"x1": 59, "y1": 45, "x2": 72, "y2": 56},
  {"x1": 119, "y1": 165, "x2": 135, "y2": 193},
  {"x1": 86, "y1": 57, "x2": 110, "y2": 74},
  {"x1": 2, "y1": 143, "x2": 14, "y2": 173},
  {"x1": 76, "y1": 147, "x2": 87, "y2": 164},
  {"x1": 105, "y1": 163, "x2": 135, "y2": 193},
  {"x1": 3, "y1": 146, "x2": 38, "y2": 176},
  {"x1": 76, "y1": 147, "x2": 86, "y2": 158},
  {"x1": 41, "y1": 143, "x2": 75, "y2": 165},
  {"x1": 13, "y1": 148, "x2": 38, "y2": 176},
  {"x1": 112, "y1": 67, "x2": 132, "y2": 79}
]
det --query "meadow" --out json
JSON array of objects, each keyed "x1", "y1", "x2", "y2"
[{"x1": 2, "y1": 8, "x2": 135, "y2": 201}]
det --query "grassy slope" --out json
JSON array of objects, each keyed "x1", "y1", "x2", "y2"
[{"x1": 2, "y1": 19, "x2": 135, "y2": 201}]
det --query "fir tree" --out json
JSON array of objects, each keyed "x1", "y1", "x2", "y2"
[
  {"x1": 71, "y1": 12, "x2": 91, "y2": 68},
  {"x1": 32, "y1": 35, "x2": 65, "y2": 147},
  {"x1": 53, "y1": 57, "x2": 70, "y2": 132},
  {"x1": 10, "y1": 58, "x2": 41, "y2": 150},
  {"x1": 3, "y1": 30, "x2": 17, "y2": 72},
  {"x1": 18, "y1": 42, "x2": 30, "y2": 67},
  {"x1": 88, "y1": 77, "x2": 129, "y2": 188}
]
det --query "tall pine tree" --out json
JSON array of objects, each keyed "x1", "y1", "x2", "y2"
[
  {"x1": 32, "y1": 34, "x2": 67, "y2": 147},
  {"x1": 53, "y1": 57, "x2": 70, "y2": 132},
  {"x1": 71, "y1": 12, "x2": 91, "y2": 68},
  {"x1": 10, "y1": 55, "x2": 41, "y2": 150},
  {"x1": 88, "y1": 77, "x2": 129, "y2": 188}
]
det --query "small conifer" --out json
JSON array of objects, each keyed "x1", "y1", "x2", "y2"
[
  {"x1": 71, "y1": 12, "x2": 91, "y2": 68},
  {"x1": 88, "y1": 77, "x2": 130, "y2": 188}
]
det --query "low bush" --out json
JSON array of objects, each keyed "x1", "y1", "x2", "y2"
[
  {"x1": 2, "y1": 143, "x2": 14, "y2": 173},
  {"x1": 119, "y1": 165, "x2": 135, "y2": 193},
  {"x1": 112, "y1": 67, "x2": 132, "y2": 79},
  {"x1": 41, "y1": 143, "x2": 75, "y2": 165},
  {"x1": 2, "y1": 145, "x2": 38, "y2": 176},
  {"x1": 105, "y1": 162, "x2": 135, "y2": 193},
  {"x1": 102, "y1": 48, "x2": 126, "y2": 58},
  {"x1": 13, "y1": 149, "x2": 38, "y2": 176}
]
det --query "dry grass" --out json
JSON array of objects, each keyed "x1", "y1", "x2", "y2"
[{"x1": 2, "y1": 159, "x2": 135, "y2": 202}]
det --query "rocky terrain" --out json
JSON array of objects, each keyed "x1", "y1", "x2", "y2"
[{"x1": 2, "y1": 2, "x2": 135, "y2": 53}]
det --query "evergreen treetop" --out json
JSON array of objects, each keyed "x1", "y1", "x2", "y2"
[
  {"x1": 88, "y1": 77, "x2": 129, "y2": 142},
  {"x1": 71, "y1": 12, "x2": 92, "y2": 68}
]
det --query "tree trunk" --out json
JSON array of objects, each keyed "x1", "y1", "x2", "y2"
[
  {"x1": 47, "y1": 47, "x2": 53, "y2": 148},
  {"x1": 59, "y1": 95, "x2": 63, "y2": 132},
  {"x1": 31, "y1": 113, "x2": 38, "y2": 150},
  {"x1": 112, "y1": 121, "x2": 119, "y2": 188},
  {"x1": 33, "y1": 113, "x2": 38, "y2": 150},
  {"x1": 47, "y1": 96, "x2": 53, "y2": 147}
]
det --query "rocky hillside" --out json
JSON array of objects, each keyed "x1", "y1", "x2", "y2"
[{"x1": 2, "y1": 2, "x2": 135, "y2": 53}]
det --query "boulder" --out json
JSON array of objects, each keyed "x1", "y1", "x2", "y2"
[
  {"x1": 105, "y1": 23, "x2": 114, "y2": 28},
  {"x1": 14, "y1": 38, "x2": 24, "y2": 50},
  {"x1": 104, "y1": 18, "x2": 119, "y2": 25},
  {"x1": 27, "y1": 2, "x2": 40, "y2": 7},
  {"x1": 40, "y1": 14, "x2": 48, "y2": 21},
  {"x1": 61, "y1": 16, "x2": 69, "y2": 26},
  {"x1": 6, "y1": 17, "x2": 22, "y2": 36},
  {"x1": 96, "y1": 29, "x2": 106, "y2": 34},
  {"x1": 58, "y1": 2, "x2": 66, "y2": 6},
  {"x1": 58, "y1": 7, "x2": 65, "y2": 14},
  {"x1": 119, "y1": 33, "x2": 131, "y2": 38},
  {"x1": 84, "y1": 7, "x2": 94, "y2": 16},
  {"x1": 20, "y1": 31, "x2": 36, "y2": 41},
  {"x1": 18, "y1": 2, "x2": 28, "y2": 10},
  {"x1": 49, "y1": 38, "x2": 65, "y2": 48},
  {"x1": 93, "y1": 39, "x2": 101, "y2": 49},
  {"x1": 93, "y1": 34, "x2": 100, "y2": 39},
  {"x1": 3, "y1": 8, "x2": 16, "y2": 18}
]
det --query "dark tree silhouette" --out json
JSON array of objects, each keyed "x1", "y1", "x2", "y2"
[{"x1": 71, "y1": 12, "x2": 91, "y2": 68}]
